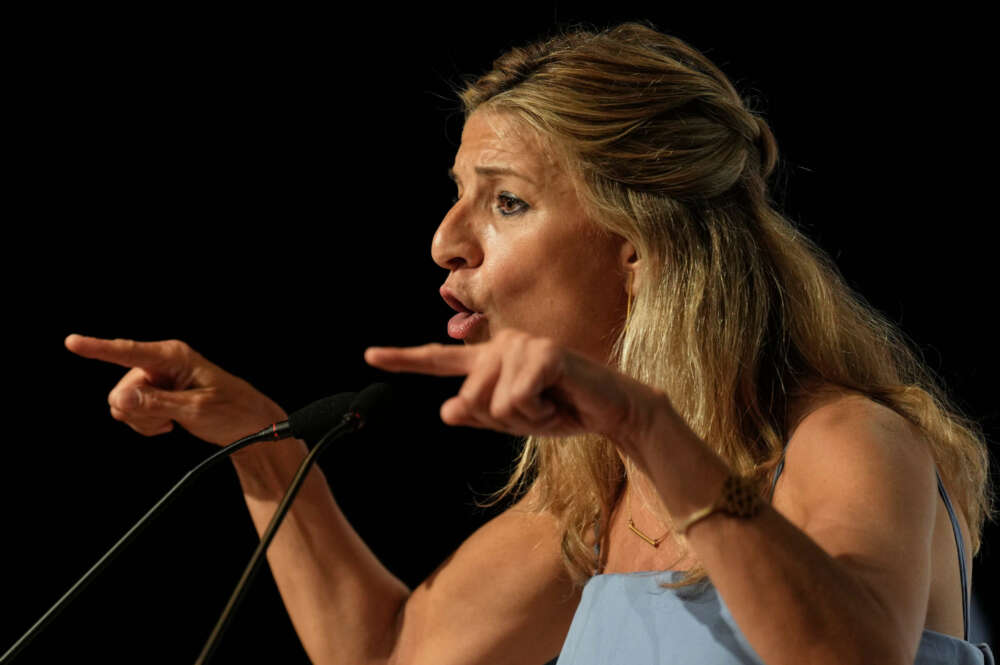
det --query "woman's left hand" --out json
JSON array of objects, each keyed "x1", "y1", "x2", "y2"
[{"x1": 364, "y1": 329, "x2": 662, "y2": 444}]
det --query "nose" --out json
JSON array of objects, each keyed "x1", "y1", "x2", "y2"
[{"x1": 431, "y1": 200, "x2": 484, "y2": 270}]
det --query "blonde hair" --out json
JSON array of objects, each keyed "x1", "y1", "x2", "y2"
[{"x1": 460, "y1": 22, "x2": 992, "y2": 586}]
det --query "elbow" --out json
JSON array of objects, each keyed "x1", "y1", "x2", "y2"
[
  {"x1": 307, "y1": 587, "x2": 410, "y2": 665},
  {"x1": 382, "y1": 596, "x2": 408, "y2": 665},
  {"x1": 833, "y1": 596, "x2": 918, "y2": 665},
  {"x1": 869, "y1": 626, "x2": 919, "y2": 665},
  {"x1": 800, "y1": 629, "x2": 911, "y2": 665},
  {"x1": 850, "y1": 635, "x2": 913, "y2": 665},
  {"x1": 379, "y1": 589, "x2": 420, "y2": 665},
  {"x1": 793, "y1": 591, "x2": 917, "y2": 665}
]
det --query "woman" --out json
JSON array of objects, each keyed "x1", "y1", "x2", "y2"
[{"x1": 66, "y1": 23, "x2": 992, "y2": 664}]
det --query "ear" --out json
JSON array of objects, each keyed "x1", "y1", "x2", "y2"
[{"x1": 619, "y1": 240, "x2": 640, "y2": 297}]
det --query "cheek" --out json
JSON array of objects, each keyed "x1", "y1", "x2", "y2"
[
  {"x1": 549, "y1": 248, "x2": 627, "y2": 350},
  {"x1": 528, "y1": 258, "x2": 622, "y2": 343},
  {"x1": 489, "y1": 235, "x2": 548, "y2": 299},
  {"x1": 480, "y1": 221, "x2": 625, "y2": 350}
]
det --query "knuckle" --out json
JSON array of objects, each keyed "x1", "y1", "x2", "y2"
[
  {"x1": 510, "y1": 382, "x2": 534, "y2": 406},
  {"x1": 164, "y1": 339, "x2": 189, "y2": 358},
  {"x1": 420, "y1": 344, "x2": 444, "y2": 364},
  {"x1": 115, "y1": 338, "x2": 138, "y2": 359},
  {"x1": 418, "y1": 343, "x2": 443, "y2": 359},
  {"x1": 490, "y1": 399, "x2": 515, "y2": 420},
  {"x1": 458, "y1": 383, "x2": 481, "y2": 404},
  {"x1": 186, "y1": 389, "x2": 215, "y2": 418},
  {"x1": 534, "y1": 337, "x2": 560, "y2": 359}
]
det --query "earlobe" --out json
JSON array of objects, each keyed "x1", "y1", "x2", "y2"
[{"x1": 620, "y1": 241, "x2": 640, "y2": 296}]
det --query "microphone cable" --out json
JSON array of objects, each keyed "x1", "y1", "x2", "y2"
[{"x1": 0, "y1": 392, "x2": 357, "y2": 664}]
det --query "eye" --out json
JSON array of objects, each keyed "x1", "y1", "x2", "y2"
[{"x1": 496, "y1": 192, "x2": 529, "y2": 216}]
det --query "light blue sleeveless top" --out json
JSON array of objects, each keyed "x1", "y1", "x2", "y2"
[{"x1": 547, "y1": 461, "x2": 994, "y2": 664}]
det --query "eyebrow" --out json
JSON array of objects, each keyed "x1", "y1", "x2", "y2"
[{"x1": 447, "y1": 166, "x2": 537, "y2": 186}]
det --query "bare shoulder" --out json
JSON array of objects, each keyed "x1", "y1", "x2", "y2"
[
  {"x1": 771, "y1": 391, "x2": 942, "y2": 646},
  {"x1": 789, "y1": 390, "x2": 930, "y2": 453},
  {"x1": 774, "y1": 390, "x2": 939, "y2": 554},
  {"x1": 392, "y1": 488, "x2": 580, "y2": 665}
]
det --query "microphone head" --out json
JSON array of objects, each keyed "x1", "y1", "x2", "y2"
[
  {"x1": 348, "y1": 382, "x2": 393, "y2": 428},
  {"x1": 287, "y1": 393, "x2": 355, "y2": 445}
]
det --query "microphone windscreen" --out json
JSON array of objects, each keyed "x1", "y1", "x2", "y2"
[
  {"x1": 349, "y1": 383, "x2": 393, "y2": 427},
  {"x1": 287, "y1": 393, "x2": 356, "y2": 444}
]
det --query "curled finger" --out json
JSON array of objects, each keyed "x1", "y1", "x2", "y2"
[
  {"x1": 440, "y1": 395, "x2": 550, "y2": 435},
  {"x1": 110, "y1": 405, "x2": 175, "y2": 436},
  {"x1": 498, "y1": 338, "x2": 562, "y2": 424}
]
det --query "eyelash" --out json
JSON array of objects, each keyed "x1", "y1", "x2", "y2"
[
  {"x1": 449, "y1": 191, "x2": 530, "y2": 216},
  {"x1": 496, "y1": 192, "x2": 529, "y2": 216}
]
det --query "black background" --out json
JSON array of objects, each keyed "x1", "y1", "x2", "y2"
[{"x1": 5, "y1": 4, "x2": 997, "y2": 663}]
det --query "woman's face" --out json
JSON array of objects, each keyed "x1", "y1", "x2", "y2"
[{"x1": 432, "y1": 111, "x2": 632, "y2": 363}]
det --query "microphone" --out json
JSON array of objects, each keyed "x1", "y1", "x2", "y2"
[
  {"x1": 347, "y1": 381, "x2": 393, "y2": 427},
  {"x1": 194, "y1": 383, "x2": 394, "y2": 665},
  {"x1": 262, "y1": 392, "x2": 357, "y2": 445},
  {"x1": 0, "y1": 392, "x2": 358, "y2": 664}
]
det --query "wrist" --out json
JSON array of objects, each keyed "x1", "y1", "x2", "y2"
[
  {"x1": 615, "y1": 387, "x2": 733, "y2": 521},
  {"x1": 677, "y1": 472, "x2": 765, "y2": 537},
  {"x1": 612, "y1": 385, "x2": 685, "y2": 464},
  {"x1": 230, "y1": 437, "x2": 317, "y2": 498}
]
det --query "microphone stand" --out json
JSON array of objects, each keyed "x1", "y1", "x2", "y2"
[
  {"x1": 193, "y1": 410, "x2": 364, "y2": 665},
  {"x1": 0, "y1": 426, "x2": 287, "y2": 664},
  {"x1": 0, "y1": 387, "x2": 377, "y2": 663}
]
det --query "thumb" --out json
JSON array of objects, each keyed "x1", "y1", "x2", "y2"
[{"x1": 111, "y1": 382, "x2": 199, "y2": 419}]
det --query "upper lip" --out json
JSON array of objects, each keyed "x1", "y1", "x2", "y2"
[{"x1": 440, "y1": 285, "x2": 480, "y2": 314}]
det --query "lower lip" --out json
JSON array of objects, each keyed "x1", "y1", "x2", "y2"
[{"x1": 447, "y1": 312, "x2": 486, "y2": 339}]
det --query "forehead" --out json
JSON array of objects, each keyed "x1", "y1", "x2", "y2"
[{"x1": 453, "y1": 111, "x2": 564, "y2": 186}]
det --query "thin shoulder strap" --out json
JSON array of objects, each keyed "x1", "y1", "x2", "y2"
[
  {"x1": 936, "y1": 470, "x2": 970, "y2": 641},
  {"x1": 768, "y1": 452, "x2": 786, "y2": 502},
  {"x1": 771, "y1": 455, "x2": 970, "y2": 641}
]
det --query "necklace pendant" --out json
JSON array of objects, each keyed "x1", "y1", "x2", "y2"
[{"x1": 627, "y1": 518, "x2": 663, "y2": 548}]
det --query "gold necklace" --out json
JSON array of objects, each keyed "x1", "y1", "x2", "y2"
[{"x1": 626, "y1": 484, "x2": 670, "y2": 548}]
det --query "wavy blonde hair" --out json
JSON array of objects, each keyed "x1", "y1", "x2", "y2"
[{"x1": 460, "y1": 22, "x2": 992, "y2": 586}]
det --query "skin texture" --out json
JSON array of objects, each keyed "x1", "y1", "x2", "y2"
[
  {"x1": 63, "y1": 109, "x2": 970, "y2": 664},
  {"x1": 435, "y1": 112, "x2": 633, "y2": 362}
]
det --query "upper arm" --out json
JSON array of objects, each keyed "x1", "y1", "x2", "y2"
[
  {"x1": 389, "y1": 491, "x2": 580, "y2": 665},
  {"x1": 772, "y1": 396, "x2": 938, "y2": 654}
]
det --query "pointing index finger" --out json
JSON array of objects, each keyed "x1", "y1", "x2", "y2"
[
  {"x1": 364, "y1": 343, "x2": 474, "y2": 376},
  {"x1": 64, "y1": 334, "x2": 177, "y2": 370}
]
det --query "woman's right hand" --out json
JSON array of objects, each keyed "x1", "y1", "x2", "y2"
[{"x1": 65, "y1": 334, "x2": 287, "y2": 447}]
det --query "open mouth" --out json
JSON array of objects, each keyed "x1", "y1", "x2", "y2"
[
  {"x1": 440, "y1": 286, "x2": 485, "y2": 339},
  {"x1": 441, "y1": 289, "x2": 478, "y2": 315}
]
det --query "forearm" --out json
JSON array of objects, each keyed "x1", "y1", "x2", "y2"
[
  {"x1": 64, "y1": 335, "x2": 413, "y2": 661},
  {"x1": 230, "y1": 441, "x2": 410, "y2": 664},
  {"x1": 689, "y1": 506, "x2": 902, "y2": 665}
]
